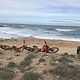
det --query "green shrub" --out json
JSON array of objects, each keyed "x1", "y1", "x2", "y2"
[
  {"x1": 25, "y1": 67, "x2": 34, "y2": 71},
  {"x1": 43, "y1": 70, "x2": 48, "y2": 75},
  {"x1": 0, "y1": 52, "x2": 3, "y2": 59},
  {"x1": 58, "y1": 56, "x2": 73, "y2": 64},
  {"x1": 7, "y1": 57, "x2": 13, "y2": 60},
  {"x1": 49, "y1": 64, "x2": 80, "y2": 80},
  {"x1": 0, "y1": 68, "x2": 15, "y2": 80},
  {"x1": 39, "y1": 58, "x2": 46, "y2": 63},
  {"x1": 19, "y1": 60, "x2": 32, "y2": 72},
  {"x1": 19, "y1": 54, "x2": 36, "y2": 72},
  {"x1": 62, "y1": 53, "x2": 76, "y2": 59},
  {"x1": 61, "y1": 53, "x2": 69, "y2": 57},
  {"x1": 7, "y1": 62, "x2": 17, "y2": 68},
  {"x1": 77, "y1": 54, "x2": 80, "y2": 59},
  {"x1": 15, "y1": 54, "x2": 20, "y2": 56},
  {"x1": 0, "y1": 52, "x2": 3, "y2": 55},
  {"x1": 24, "y1": 54, "x2": 36, "y2": 61},
  {"x1": 42, "y1": 54, "x2": 48, "y2": 57},
  {"x1": 23, "y1": 72, "x2": 40, "y2": 80},
  {"x1": 69, "y1": 54, "x2": 76, "y2": 58},
  {"x1": 20, "y1": 60, "x2": 32, "y2": 68}
]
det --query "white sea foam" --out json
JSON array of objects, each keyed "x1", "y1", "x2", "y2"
[
  {"x1": 55, "y1": 28, "x2": 75, "y2": 32},
  {"x1": 34, "y1": 35, "x2": 80, "y2": 42},
  {"x1": 0, "y1": 24, "x2": 80, "y2": 42}
]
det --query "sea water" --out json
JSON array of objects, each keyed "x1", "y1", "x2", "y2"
[{"x1": 0, "y1": 23, "x2": 80, "y2": 41}]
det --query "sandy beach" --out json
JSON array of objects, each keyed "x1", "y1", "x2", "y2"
[{"x1": 0, "y1": 38, "x2": 80, "y2": 80}]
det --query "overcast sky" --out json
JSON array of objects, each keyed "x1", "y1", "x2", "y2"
[{"x1": 0, "y1": 0, "x2": 80, "y2": 25}]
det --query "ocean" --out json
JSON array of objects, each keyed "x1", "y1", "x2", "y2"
[{"x1": 0, "y1": 23, "x2": 80, "y2": 41}]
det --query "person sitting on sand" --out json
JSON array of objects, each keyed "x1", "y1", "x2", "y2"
[
  {"x1": 22, "y1": 39, "x2": 28, "y2": 51},
  {"x1": 41, "y1": 40, "x2": 49, "y2": 53},
  {"x1": 77, "y1": 46, "x2": 80, "y2": 54}
]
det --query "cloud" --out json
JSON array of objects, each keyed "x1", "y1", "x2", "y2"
[{"x1": 0, "y1": 0, "x2": 80, "y2": 25}]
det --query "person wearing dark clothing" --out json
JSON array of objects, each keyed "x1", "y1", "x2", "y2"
[{"x1": 77, "y1": 46, "x2": 80, "y2": 54}]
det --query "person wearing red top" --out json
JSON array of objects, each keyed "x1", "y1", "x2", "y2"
[{"x1": 41, "y1": 40, "x2": 49, "y2": 53}]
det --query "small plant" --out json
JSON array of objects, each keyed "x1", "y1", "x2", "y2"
[
  {"x1": 20, "y1": 60, "x2": 32, "y2": 68},
  {"x1": 43, "y1": 70, "x2": 48, "y2": 75},
  {"x1": 7, "y1": 57, "x2": 13, "y2": 60},
  {"x1": 42, "y1": 54, "x2": 48, "y2": 57},
  {"x1": 0, "y1": 52, "x2": 3, "y2": 55},
  {"x1": 0, "y1": 61, "x2": 2, "y2": 65},
  {"x1": 49, "y1": 64, "x2": 80, "y2": 80},
  {"x1": 61, "y1": 52, "x2": 69, "y2": 57},
  {"x1": 15, "y1": 54, "x2": 20, "y2": 56},
  {"x1": 19, "y1": 54, "x2": 36, "y2": 72},
  {"x1": 77, "y1": 54, "x2": 80, "y2": 59},
  {"x1": 19, "y1": 60, "x2": 32, "y2": 72},
  {"x1": 0, "y1": 52, "x2": 3, "y2": 59},
  {"x1": 39, "y1": 58, "x2": 46, "y2": 63},
  {"x1": 25, "y1": 67, "x2": 34, "y2": 71},
  {"x1": 0, "y1": 68, "x2": 15, "y2": 80},
  {"x1": 7, "y1": 62, "x2": 17, "y2": 68},
  {"x1": 22, "y1": 72, "x2": 40, "y2": 80},
  {"x1": 58, "y1": 56, "x2": 73, "y2": 64},
  {"x1": 24, "y1": 54, "x2": 36, "y2": 61},
  {"x1": 69, "y1": 54, "x2": 76, "y2": 58},
  {"x1": 0, "y1": 56, "x2": 3, "y2": 59}
]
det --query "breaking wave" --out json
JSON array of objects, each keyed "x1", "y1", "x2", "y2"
[{"x1": 0, "y1": 24, "x2": 80, "y2": 41}]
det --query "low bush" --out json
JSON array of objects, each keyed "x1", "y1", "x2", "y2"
[
  {"x1": 19, "y1": 60, "x2": 32, "y2": 72},
  {"x1": 7, "y1": 62, "x2": 17, "y2": 68},
  {"x1": 19, "y1": 54, "x2": 36, "y2": 72},
  {"x1": 0, "y1": 52, "x2": 3, "y2": 55},
  {"x1": 77, "y1": 54, "x2": 80, "y2": 59},
  {"x1": 7, "y1": 57, "x2": 13, "y2": 60},
  {"x1": 61, "y1": 52, "x2": 69, "y2": 57},
  {"x1": 58, "y1": 56, "x2": 73, "y2": 64},
  {"x1": 24, "y1": 54, "x2": 36, "y2": 61},
  {"x1": 43, "y1": 70, "x2": 48, "y2": 75},
  {"x1": 39, "y1": 58, "x2": 46, "y2": 63},
  {"x1": 49, "y1": 64, "x2": 80, "y2": 80},
  {"x1": 15, "y1": 54, "x2": 20, "y2": 56},
  {"x1": 42, "y1": 54, "x2": 48, "y2": 57},
  {"x1": 0, "y1": 68, "x2": 15, "y2": 80},
  {"x1": 20, "y1": 60, "x2": 32, "y2": 68},
  {"x1": 22, "y1": 72, "x2": 40, "y2": 80},
  {"x1": 69, "y1": 54, "x2": 76, "y2": 58}
]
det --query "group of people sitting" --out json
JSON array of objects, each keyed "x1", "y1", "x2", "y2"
[{"x1": 0, "y1": 40, "x2": 50, "y2": 53}]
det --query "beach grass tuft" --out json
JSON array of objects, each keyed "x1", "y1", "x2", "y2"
[
  {"x1": 0, "y1": 68, "x2": 15, "y2": 80},
  {"x1": 22, "y1": 72, "x2": 40, "y2": 80},
  {"x1": 7, "y1": 62, "x2": 17, "y2": 68},
  {"x1": 39, "y1": 58, "x2": 46, "y2": 63},
  {"x1": 49, "y1": 64, "x2": 80, "y2": 80},
  {"x1": 19, "y1": 53, "x2": 36, "y2": 72}
]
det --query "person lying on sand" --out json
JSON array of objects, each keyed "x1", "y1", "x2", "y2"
[{"x1": 12, "y1": 46, "x2": 23, "y2": 52}]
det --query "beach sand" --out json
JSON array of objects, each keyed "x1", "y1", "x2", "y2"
[{"x1": 0, "y1": 38, "x2": 80, "y2": 80}]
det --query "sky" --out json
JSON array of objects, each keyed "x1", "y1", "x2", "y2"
[{"x1": 0, "y1": 0, "x2": 80, "y2": 25}]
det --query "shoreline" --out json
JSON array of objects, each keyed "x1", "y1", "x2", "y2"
[{"x1": 0, "y1": 37, "x2": 80, "y2": 42}]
